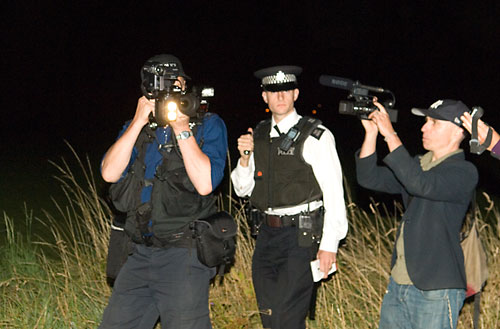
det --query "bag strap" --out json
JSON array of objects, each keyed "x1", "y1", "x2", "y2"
[
  {"x1": 462, "y1": 190, "x2": 477, "y2": 241},
  {"x1": 473, "y1": 292, "x2": 481, "y2": 329}
]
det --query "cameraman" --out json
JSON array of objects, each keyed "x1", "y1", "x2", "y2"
[
  {"x1": 460, "y1": 111, "x2": 500, "y2": 160},
  {"x1": 356, "y1": 99, "x2": 478, "y2": 329},
  {"x1": 99, "y1": 54, "x2": 228, "y2": 329}
]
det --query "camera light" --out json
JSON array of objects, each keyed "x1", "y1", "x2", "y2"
[
  {"x1": 167, "y1": 101, "x2": 178, "y2": 121},
  {"x1": 201, "y1": 87, "x2": 215, "y2": 98}
]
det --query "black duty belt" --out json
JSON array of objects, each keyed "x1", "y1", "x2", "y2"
[
  {"x1": 263, "y1": 206, "x2": 323, "y2": 228},
  {"x1": 142, "y1": 226, "x2": 194, "y2": 248},
  {"x1": 263, "y1": 214, "x2": 300, "y2": 228}
]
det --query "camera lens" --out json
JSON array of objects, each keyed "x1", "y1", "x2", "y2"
[{"x1": 155, "y1": 66, "x2": 164, "y2": 75}]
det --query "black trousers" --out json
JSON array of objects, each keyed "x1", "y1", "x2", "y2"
[
  {"x1": 99, "y1": 245, "x2": 215, "y2": 329},
  {"x1": 252, "y1": 225, "x2": 316, "y2": 329}
]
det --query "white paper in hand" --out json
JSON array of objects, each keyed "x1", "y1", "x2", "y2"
[{"x1": 310, "y1": 259, "x2": 337, "y2": 282}]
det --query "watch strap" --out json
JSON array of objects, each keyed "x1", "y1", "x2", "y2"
[{"x1": 176, "y1": 130, "x2": 194, "y2": 140}]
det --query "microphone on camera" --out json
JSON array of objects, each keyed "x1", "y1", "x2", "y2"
[
  {"x1": 319, "y1": 75, "x2": 386, "y2": 93},
  {"x1": 319, "y1": 75, "x2": 353, "y2": 91}
]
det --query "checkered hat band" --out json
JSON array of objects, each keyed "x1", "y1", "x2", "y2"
[{"x1": 262, "y1": 73, "x2": 297, "y2": 85}]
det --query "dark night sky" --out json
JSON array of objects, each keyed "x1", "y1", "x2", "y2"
[{"x1": 1, "y1": 1, "x2": 500, "y2": 217}]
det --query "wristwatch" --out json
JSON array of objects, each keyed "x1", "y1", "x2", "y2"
[{"x1": 176, "y1": 130, "x2": 193, "y2": 140}]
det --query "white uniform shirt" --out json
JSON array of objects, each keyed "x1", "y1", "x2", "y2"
[{"x1": 231, "y1": 110, "x2": 348, "y2": 252}]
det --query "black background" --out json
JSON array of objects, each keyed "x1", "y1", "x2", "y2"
[{"x1": 2, "y1": 1, "x2": 500, "y2": 218}]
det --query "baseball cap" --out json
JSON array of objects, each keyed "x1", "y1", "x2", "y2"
[
  {"x1": 254, "y1": 65, "x2": 302, "y2": 92},
  {"x1": 411, "y1": 99, "x2": 470, "y2": 127}
]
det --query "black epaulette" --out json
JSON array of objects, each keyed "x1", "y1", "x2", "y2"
[
  {"x1": 300, "y1": 117, "x2": 323, "y2": 139},
  {"x1": 310, "y1": 127, "x2": 325, "y2": 140}
]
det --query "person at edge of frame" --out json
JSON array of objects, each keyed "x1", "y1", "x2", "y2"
[
  {"x1": 355, "y1": 99, "x2": 478, "y2": 329},
  {"x1": 231, "y1": 65, "x2": 348, "y2": 329},
  {"x1": 98, "y1": 54, "x2": 228, "y2": 329},
  {"x1": 461, "y1": 111, "x2": 500, "y2": 160}
]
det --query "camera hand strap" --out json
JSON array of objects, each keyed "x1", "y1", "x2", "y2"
[{"x1": 469, "y1": 106, "x2": 492, "y2": 155}]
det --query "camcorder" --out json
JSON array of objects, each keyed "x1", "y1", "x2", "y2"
[
  {"x1": 319, "y1": 75, "x2": 398, "y2": 123},
  {"x1": 141, "y1": 61, "x2": 214, "y2": 128}
]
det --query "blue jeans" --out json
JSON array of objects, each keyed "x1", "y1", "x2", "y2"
[
  {"x1": 99, "y1": 244, "x2": 215, "y2": 329},
  {"x1": 379, "y1": 277, "x2": 466, "y2": 329}
]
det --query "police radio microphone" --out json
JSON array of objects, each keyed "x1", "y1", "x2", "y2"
[{"x1": 319, "y1": 75, "x2": 386, "y2": 93}]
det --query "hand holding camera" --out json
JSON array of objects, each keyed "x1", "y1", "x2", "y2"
[
  {"x1": 369, "y1": 100, "x2": 396, "y2": 137},
  {"x1": 168, "y1": 108, "x2": 191, "y2": 136},
  {"x1": 133, "y1": 96, "x2": 155, "y2": 128}
]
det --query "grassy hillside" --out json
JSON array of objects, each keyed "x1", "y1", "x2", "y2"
[{"x1": 1, "y1": 153, "x2": 499, "y2": 328}]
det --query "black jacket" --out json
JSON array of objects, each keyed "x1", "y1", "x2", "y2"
[{"x1": 356, "y1": 146, "x2": 478, "y2": 290}]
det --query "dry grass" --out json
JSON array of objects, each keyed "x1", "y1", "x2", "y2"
[{"x1": 0, "y1": 150, "x2": 499, "y2": 328}]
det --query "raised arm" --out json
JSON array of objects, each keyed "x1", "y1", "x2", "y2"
[{"x1": 101, "y1": 97, "x2": 153, "y2": 183}]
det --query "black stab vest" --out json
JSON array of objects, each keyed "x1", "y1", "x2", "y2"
[
  {"x1": 110, "y1": 120, "x2": 216, "y2": 244},
  {"x1": 250, "y1": 117, "x2": 323, "y2": 211}
]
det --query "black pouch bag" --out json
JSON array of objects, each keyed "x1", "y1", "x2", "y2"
[
  {"x1": 192, "y1": 211, "x2": 237, "y2": 271},
  {"x1": 105, "y1": 213, "x2": 133, "y2": 286},
  {"x1": 298, "y1": 207, "x2": 324, "y2": 248}
]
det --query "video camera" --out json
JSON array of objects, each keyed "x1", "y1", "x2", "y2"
[
  {"x1": 319, "y1": 75, "x2": 398, "y2": 123},
  {"x1": 141, "y1": 61, "x2": 214, "y2": 128}
]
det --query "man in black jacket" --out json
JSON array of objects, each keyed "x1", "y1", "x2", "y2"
[{"x1": 356, "y1": 99, "x2": 478, "y2": 329}]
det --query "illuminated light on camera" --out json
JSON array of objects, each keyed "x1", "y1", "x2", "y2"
[
  {"x1": 265, "y1": 108, "x2": 270, "y2": 113},
  {"x1": 166, "y1": 101, "x2": 178, "y2": 121},
  {"x1": 155, "y1": 97, "x2": 180, "y2": 126},
  {"x1": 312, "y1": 109, "x2": 317, "y2": 115},
  {"x1": 201, "y1": 87, "x2": 215, "y2": 98}
]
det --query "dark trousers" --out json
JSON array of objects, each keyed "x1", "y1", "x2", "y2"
[
  {"x1": 252, "y1": 225, "x2": 315, "y2": 329},
  {"x1": 99, "y1": 244, "x2": 215, "y2": 329}
]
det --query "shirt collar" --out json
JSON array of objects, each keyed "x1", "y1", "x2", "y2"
[
  {"x1": 420, "y1": 149, "x2": 463, "y2": 171},
  {"x1": 270, "y1": 109, "x2": 301, "y2": 137}
]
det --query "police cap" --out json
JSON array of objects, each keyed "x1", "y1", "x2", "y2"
[{"x1": 254, "y1": 65, "x2": 302, "y2": 92}]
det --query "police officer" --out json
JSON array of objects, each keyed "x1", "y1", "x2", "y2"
[
  {"x1": 231, "y1": 65, "x2": 348, "y2": 329},
  {"x1": 99, "y1": 54, "x2": 228, "y2": 328}
]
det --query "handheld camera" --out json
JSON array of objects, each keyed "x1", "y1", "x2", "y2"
[
  {"x1": 141, "y1": 61, "x2": 213, "y2": 128},
  {"x1": 319, "y1": 75, "x2": 398, "y2": 122}
]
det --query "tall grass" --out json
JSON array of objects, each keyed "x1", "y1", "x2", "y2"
[{"x1": 1, "y1": 150, "x2": 499, "y2": 328}]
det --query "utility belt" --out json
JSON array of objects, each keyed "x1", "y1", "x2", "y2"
[
  {"x1": 131, "y1": 202, "x2": 193, "y2": 249},
  {"x1": 141, "y1": 224, "x2": 194, "y2": 249},
  {"x1": 132, "y1": 209, "x2": 237, "y2": 274},
  {"x1": 247, "y1": 205, "x2": 324, "y2": 248},
  {"x1": 263, "y1": 213, "x2": 300, "y2": 228}
]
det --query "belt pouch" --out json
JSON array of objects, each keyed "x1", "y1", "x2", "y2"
[{"x1": 298, "y1": 213, "x2": 313, "y2": 247}]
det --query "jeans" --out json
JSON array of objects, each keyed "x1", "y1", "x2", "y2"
[
  {"x1": 379, "y1": 277, "x2": 466, "y2": 329},
  {"x1": 99, "y1": 244, "x2": 215, "y2": 329}
]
